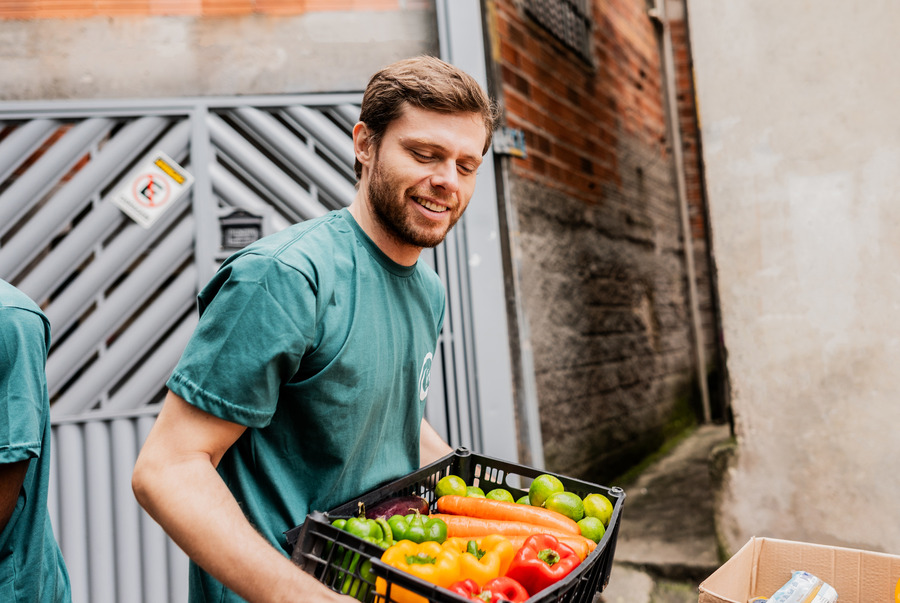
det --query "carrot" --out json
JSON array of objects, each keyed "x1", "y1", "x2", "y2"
[
  {"x1": 431, "y1": 514, "x2": 595, "y2": 560},
  {"x1": 435, "y1": 495, "x2": 580, "y2": 535}
]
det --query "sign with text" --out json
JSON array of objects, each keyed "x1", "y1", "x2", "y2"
[{"x1": 112, "y1": 151, "x2": 194, "y2": 229}]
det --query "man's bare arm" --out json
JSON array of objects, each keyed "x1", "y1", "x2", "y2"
[
  {"x1": 132, "y1": 390, "x2": 351, "y2": 603},
  {"x1": 419, "y1": 417, "x2": 453, "y2": 467},
  {"x1": 0, "y1": 460, "x2": 28, "y2": 533}
]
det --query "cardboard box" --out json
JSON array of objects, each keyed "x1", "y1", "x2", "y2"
[{"x1": 698, "y1": 537, "x2": 900, "y2": 603}]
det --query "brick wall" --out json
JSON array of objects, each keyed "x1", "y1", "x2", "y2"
[{"x1": 489, "y1": 0, "x2": 719, "y2": 482}]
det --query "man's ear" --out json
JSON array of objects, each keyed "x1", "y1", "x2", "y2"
[{"x1": 353, "y1": 122, "x2": 373, "y2": 167}]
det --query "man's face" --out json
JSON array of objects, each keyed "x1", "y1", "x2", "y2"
[{"x1": 364, "y1": 105, "x2": 486, "y2": 250}]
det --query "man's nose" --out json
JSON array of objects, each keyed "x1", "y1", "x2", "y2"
[{"x1": 430, "y1": 161, "x2": 459, "y2": 193}]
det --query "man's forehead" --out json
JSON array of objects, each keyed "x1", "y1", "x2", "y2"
[{"x1": 387, "y1": 106, "x2": 488, "y2": 157}]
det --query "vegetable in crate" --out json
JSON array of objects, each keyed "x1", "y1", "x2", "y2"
[
  {"x1": 429, "y1": 514, "x2": 596, "y2": 560},
  {"x1": 441, "y1": 535, "x2": 516, "y2": 586},
  {"x1": 376, "y1": 540, "x2": 462, "y2": 603},
  {"x1": 387, "y1": 512, "x2": 448, "y2": 543},
  {"x1": 436, "y1": 495, "x2": 581, "y2": 535},
  {"x1": 332, "y1": 516, "x2": 394, "y2": 548},
  {"x1": 504, "y1": 533, "x2": 582, "y2": 596},
  {"x1": 448, "y1": 577, "x2": 530, "y2": 602},
  {"x1": 365, "y1": 495, "x2": 430, "y2": 519},
  {"x1": 330, "y1": 516, "x2": 393, "y2": 600}
]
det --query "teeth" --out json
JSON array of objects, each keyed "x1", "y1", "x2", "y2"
[{"x1": 415, "y1": 197, "x2": 448, "y2": 213}]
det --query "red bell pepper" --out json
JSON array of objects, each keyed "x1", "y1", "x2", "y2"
[
  {"x1": 504, "y1": 534, "x2": 581, "y2": 595},
  {"x1": 448, "y1": 577, "x2": 529, "y2": 602}
]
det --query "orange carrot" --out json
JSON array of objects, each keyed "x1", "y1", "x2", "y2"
[
  {"x1": 435, "y1": 495, "x2": 580, "y2": 535},
  {"x1": 430, "y1": 514, "x2": 595, "y2": 560}
]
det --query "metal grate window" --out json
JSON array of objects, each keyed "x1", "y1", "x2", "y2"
[{"x1": 524, "y1": 0, "x2": 593, "y2": 63}]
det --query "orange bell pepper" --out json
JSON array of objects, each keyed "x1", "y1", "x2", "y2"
[
  {"x1": 441, "y1": 535, "x2": 516, "y2": 587},
  {"x1": 376, "y1": 540, "x2": 461, "y2": 603}
]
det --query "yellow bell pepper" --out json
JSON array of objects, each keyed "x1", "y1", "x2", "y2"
[
  {"x1": 376, "y1": 540, "x2": 461, "y2": 603},
  {"x1": 441, "y1": 534, "x2": 516, "y2": 587}
]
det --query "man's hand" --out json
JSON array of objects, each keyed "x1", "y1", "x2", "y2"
[{"x1": 132, "y1": 391, "x2": 353, "y2": 602}]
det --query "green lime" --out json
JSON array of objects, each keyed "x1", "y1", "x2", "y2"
[
  {"x1": 528, "y1": 474, "x2": 564, "y2": 508},
  {"x1": 577, "y1": 516, "x2": 606, "y2": 543},
  {"x1": 435, "y1": 474, "x2": 468, "y2": 498},
  {"x1": 583, "y1": 493, "x2": 614, "y2": 527},
  {"x1": 485, "y1": 488, "x2": 514, "y2": 503},
  {"x1": 466, "y1": 486, "x2": 486, "y2": 498},
  {"x1": 543, "y1": 491, "x2": 584, "y2": 522},
  {"x1": 515, "y1": 494, "x2": 531, "y2": 505}
]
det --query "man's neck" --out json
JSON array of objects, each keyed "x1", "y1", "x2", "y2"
[{"x1": 347, "y1": 198, "x2": 422, "y2": 267}]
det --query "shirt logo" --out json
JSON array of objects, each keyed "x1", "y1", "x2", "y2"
[{"x1": 418, "y1": 352, "x2": 433, "y2": 401}]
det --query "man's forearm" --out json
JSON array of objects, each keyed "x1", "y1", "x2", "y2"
[{"x1": 132, "y1": 451, "x2": 347, "y2": 602}]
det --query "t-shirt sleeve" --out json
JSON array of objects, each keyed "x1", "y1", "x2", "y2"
[
  {"x1": 0, "y1": 307, "x2": 47, "y2": 463},
  {"x1": 167, "y1": 254, "x2": 317, "y2": 428}
]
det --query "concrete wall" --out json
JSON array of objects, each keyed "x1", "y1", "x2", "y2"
[
  {"x1": 687, "y1": 0, "x2": 900, "y2": 554},
  {"x1": 0, "y1": 9, "x2": 436, "y2": 100}
]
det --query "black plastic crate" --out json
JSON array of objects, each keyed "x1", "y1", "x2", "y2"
[{"x1": 286, "y1": 447, "x2": 625, "y2": 603}]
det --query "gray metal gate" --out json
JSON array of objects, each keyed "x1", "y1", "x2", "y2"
[{"x1": 0, "y1": 94, "x2": 501, "y2": 602}]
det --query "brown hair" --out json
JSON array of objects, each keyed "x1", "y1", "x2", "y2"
[{"x1": 355, "y1": 55, "x2": 500, "y2": 179}]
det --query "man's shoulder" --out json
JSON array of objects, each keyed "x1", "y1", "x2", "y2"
[
  {"x1": 0, "y1": 281, "x2": 50, "y2": 349},
  {"x1": 0, "y1": 281, "x2": 49, "y2": 327},
  {"x1": 0, "y1": 280, "x2": 42, "y2": 313},
  {"x1": 239, "y1": 210, "x2": 351, "y2": 262}
]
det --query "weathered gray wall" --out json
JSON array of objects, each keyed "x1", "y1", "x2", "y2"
[
  {"x1": 688, "y1": 0, "x2": 900, "y2": 554},
  {"x1": 0, "y1": 10, "x2": 436, "y2": 100},
  {"x1": 511, "y1": 134, "x2": 702, "y2": 483}
]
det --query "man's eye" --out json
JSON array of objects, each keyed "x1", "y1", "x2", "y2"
[
  {"x1": 412, "y1": 150, "x2": 433, "y2": 161},
  {"x1": 458, "y1": 164, "x2": 476, "y2": 176}
]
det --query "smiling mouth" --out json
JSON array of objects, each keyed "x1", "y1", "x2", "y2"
[{"x1": 413, "y1": 196, "x2": 449, "y2": 213}]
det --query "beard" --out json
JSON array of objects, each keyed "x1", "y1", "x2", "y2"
[{"x1": 367, "y1": 157, "x2": 462, "y2": 249}]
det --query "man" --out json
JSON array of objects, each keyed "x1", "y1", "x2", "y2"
[
  {"x1": 0, "y1": 279, "x2": 72, "y2": 602},
  {"x1": 132, "y1": 55, "x2": 499, "y2": 602}
]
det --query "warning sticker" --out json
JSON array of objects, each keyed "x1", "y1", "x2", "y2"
[{"x1": 112, "y1": 151, "x2": 194, "y2": 229}]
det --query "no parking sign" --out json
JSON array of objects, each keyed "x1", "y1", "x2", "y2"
[{"x1": 112, "y1": 151, "x2": 194, "y2": 228}]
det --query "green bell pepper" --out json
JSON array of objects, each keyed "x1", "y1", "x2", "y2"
[
  {"x1": 386, "y1": 512, "x2": 448, "y2": 544},
  {"x1": 329, "y1": 516, "x2": 393, "y2": 601}
]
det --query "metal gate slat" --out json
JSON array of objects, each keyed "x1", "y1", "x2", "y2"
[
  {"x1": 42, "y1": 205, "x2": 189, "y2": 335},
  {"x1": 282, "y1": 105, "x2": 356, "y2": 169},
  {"x1": 231, "y1": 106, "x2": 356, "y2": 206},
  {"x1": 55, "y1": 423, "x2": 90, "y2": 603},
  {"x1": 52, "y1": 266, "x2": 197, "y2": 415},
  {"x1": 104, "y1": 314, "x2": 197, "y2": 413},
  {"x1": 0, "y1": 118, "x2": 59, "y2": 182},
  {"x1": 0, "y1": 117, "x2": 113, "y2": 239},
  {"x1": 110, "y1": 417, "x2": 145, "y2": 603},
  {"x1": 207, "y1": 112, "x2": 329, "y2": 220},
  {"x1": 85, "y1": 420, "x2": 116, "y2": 603}
]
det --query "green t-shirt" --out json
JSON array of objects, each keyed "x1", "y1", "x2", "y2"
[
  {"x1": 168, "y1": 209, "x2": 445, "y2": 601},
  {"x1": 0, "y1": 280, "x2": 71, "y2": 603}
]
